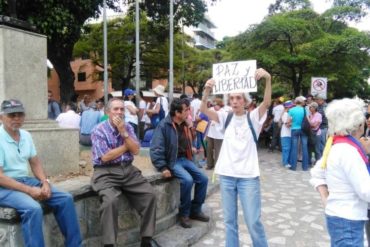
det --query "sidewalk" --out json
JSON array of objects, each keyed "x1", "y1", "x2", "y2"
[{"x1": 194, "y1": 148, "x2": 333, "y2": 247}]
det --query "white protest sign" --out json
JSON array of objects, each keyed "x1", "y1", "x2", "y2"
[
  {"x1": 212, "y1": 60, "x2": 257, "y2": 95},
  {"x1": 311, "y1": 77, "x2": 327, "y2": 98}
]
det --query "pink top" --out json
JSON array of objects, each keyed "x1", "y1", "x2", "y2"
[{"x1": 309, "y1": 112, "x2": 322, "y2": 135}]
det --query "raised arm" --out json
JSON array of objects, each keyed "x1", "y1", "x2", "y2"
[
  {"x1": 200, "y1": 79, "x2": 220, "y2": 123},
  {"x1": 256, "y1": 68, "x2": 272, "y2": 120}
]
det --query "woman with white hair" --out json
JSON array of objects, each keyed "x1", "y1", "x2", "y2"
[
  {"x1": 200, "y1": 68, "x2": 271, "y2": 247},
  {"x1": 310, "y1": 98, "x2": 370, "y2": 247}
]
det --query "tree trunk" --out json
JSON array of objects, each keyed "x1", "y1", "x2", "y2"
[{"x1": 48, "y1": 44, "x2": 75, "y2": 103}]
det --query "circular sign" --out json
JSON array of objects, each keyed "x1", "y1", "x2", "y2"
[{"x1": 313, "y1": 79, "x2": 326, "y2": 92}]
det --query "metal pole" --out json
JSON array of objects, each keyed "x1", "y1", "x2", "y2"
[
  {"x1": 135, "y1": 0, "x2": 141, "y2": 137},
  {"x1": 169, "y1": 0, "x2": 174, "y2": 103},
  {"x1": 103, "y1": 0, "x2": 108, "y2": 105}
]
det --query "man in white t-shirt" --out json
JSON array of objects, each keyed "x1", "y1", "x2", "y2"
[
  {"x1": 123, "y1": 89, "x2": 139, "y2": 134},
  {"x1": 190, "y1": 94, "x2": 201, "y2": 122},
  {"x1": 200, "y1": 68, "x2": 271, "y2": 247},
  {"x1": 146, "y1": 85, "x2": 169, "y2": 127},
  {"x1": 55, "y1": 102, "x2": 80, "y2": 129},
  {"x1": 270, "y1": 97, "x2": 284, "y2": 152}
]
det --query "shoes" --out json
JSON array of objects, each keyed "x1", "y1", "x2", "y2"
[
  {"x1": 179, "y1": 216, "x2": 192, "y2": 228},
  {"x1": 284, "y1": 164, "x2": 291, "y2": 168},
  {"x1": 189, "y1": 212, "x2": 210, "y2": 222},
  {"x1": 141, "y1": 237, "x2": 161, "y2": 247}
]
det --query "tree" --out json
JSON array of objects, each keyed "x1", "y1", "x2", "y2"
[
  {"x1": 0, "y1": 0, "x2": 217, "y2": 102},
  {"x1": 268, "y1": 0, "x2": 312, "y2": 15},
  {"x1": 223, "y1": 9, "x2": 370, "y2": 98}
]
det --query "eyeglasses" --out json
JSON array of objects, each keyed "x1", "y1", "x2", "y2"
[{"x1": 6, "y1": 112, "x2": 25, "y2": 118}]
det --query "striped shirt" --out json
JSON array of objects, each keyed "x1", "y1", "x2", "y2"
[{"x1": 91, "y1": 120, "x2": 137, "y2": 166}]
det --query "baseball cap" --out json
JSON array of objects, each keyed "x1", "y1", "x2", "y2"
[
  {"x1": 124, "y1": 88, "x2": 135, "y2": 97},
  {"x1": 283, "y1": 100, "x2": 294, "y2": 108},
  {"x1": 1, "y1": 99, "x2": 25, "y2": 114}
]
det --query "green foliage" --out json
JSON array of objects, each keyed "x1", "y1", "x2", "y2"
[
  {"x1": 222, "y1": 8, "x2": 370, "y2": 98},
  {"x1": 268, "y1": 0, "x2": 312, "y2": 15}
]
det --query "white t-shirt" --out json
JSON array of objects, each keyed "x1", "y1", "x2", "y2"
[
  {"x1": 207, "y1": 107, "x2": 225, "y2": 139},
  {"x1": 139, "y1": 99, "x2": 147, "y2": 122},
  {"x1": 124, "y1": 101, "x2": 138, "y2": 125},
  {"x1": 272, "y1": 104, "x2": 284, "y2": 123},
  {"x1": 310, "y1": 143, "x2": 370, "y2": 220},
  {"x1": 280, "y1": 112, "x2": 291, "y2": 137},
  {"x1": 215, "y1": 108, "x2": 267, "y2": 178},
  {"x1": 191, "y1": 98, "x2": 202, "y2": 121},
  {"x1": 56, "y1": 110, "x2": 81, "y2": 129},
  {"x1": 155, "y1": 97, "x2": 169, "y2": 117}
]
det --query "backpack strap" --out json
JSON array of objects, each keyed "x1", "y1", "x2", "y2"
[
  {"x1": 247, "y1": 112, "x2": 258, "y2": 144},
  {"x1": 224, "y1": 111, "x2": 257, "y2": 144}
]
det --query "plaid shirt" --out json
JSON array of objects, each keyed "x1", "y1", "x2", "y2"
[{"x1": 91, "y1": 120, "x2": 138, "y2": 166}]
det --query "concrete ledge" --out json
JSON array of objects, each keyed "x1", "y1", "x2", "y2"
[{"x1": 0, "y1": 171, "x2": 181, "y2": 246}]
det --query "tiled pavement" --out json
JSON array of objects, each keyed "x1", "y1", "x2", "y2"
[{"x1": 193, "y1": 149, "x2": 368, "y2": 247}]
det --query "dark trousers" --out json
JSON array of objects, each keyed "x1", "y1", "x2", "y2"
[
  {"x1": 79, "y1": 133, "x2": 92, "y2": 146},
  {"x1": 206, "y1": 137, "x2": 223, "y2": 169},
  {"x1": 91, "y1": 163, "x2": 156, "y2": 245},
  {"x1": 270, "y1": 122, "x2": 281, "y2": 151}
]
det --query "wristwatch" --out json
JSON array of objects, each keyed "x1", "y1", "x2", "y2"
[
  {"x1": 122, "y1": 132, "x2": 129, "y2": 139},
  {"x1": 41, "y1": 179, "x2": 50, "y2": 185}
]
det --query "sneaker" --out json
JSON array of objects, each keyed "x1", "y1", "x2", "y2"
[
  {"x1": 179, "y1": 216, "x2": 192, "y2": 228},
  {"x1": 189, "y1": 212, "x2": 210, "y2": 222},
  {"x1": 285, "y1": 164, "x2": 291, "y2": 168}
]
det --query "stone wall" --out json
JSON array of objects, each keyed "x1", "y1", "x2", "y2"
[{"x1": 0, "y1": 174, "x2": 180, "y2": 247}]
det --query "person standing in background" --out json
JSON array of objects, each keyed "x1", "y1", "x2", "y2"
[{"x1": 47, "y1": 90, "x2": 61, "y2": 120}]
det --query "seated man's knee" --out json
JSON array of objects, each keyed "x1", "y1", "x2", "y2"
[
  {"x1": 182, "y1": 176, "x2": 194, "y2": 188},
  {"x1": 23, "y1": 203, "x2": 43, "y2": 218},
  {"x1": 101, "y1": 195, "x2": 119, "y2": 210}
]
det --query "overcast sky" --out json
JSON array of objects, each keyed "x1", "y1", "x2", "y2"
[{"x1": 207, "y1": 0, "x2": 370, "y2": 40}]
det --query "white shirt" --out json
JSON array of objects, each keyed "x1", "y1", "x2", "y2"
[
  {"x1": 139, "y1": 99, "x2": 147, "y2": 122},
  {"x1": 215, "y1": 108, "x2": 267, "y2": 178},
  {"x1": 124, "y1": 101, "x2": 138, "y2": 125},
  {"x1": 207, "y1": 108, "x2": 225, "y2": 139},
  {"x1": 280, "y1": 112, "x2": 291, "y2": 137},
  {"x1": 190, "y1": 98, "x2": 202, "y2": 121},
  {"x1": 272, "y1": 104, "x2": 284, "y2": 123},
  {"x1": 310, "y1": 143, "x2": 370, "y2": 220},
  {"x1": 155, "y1": 97, "x2": 169, "y2": 117},
  {"x1": 56, "y1": 110, "x2": 81, "y2": 129}
]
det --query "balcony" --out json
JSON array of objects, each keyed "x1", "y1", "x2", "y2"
[{"x1": 193, "y1": 36, "x2": 216, "y2": 50}]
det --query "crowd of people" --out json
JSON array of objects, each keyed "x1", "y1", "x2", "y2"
[{"x1": 0, "y1": 69, "x2": 369, "y2": 246}]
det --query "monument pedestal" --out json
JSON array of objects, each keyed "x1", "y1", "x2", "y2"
[{"x1": 0, "y1": 25, "x2": 80, "y2": 176}]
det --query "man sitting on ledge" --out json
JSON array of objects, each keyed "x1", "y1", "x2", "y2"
[
  {"x1": 91, "y1": 98, "x2": 160, "y2": 247},
  {"x1": 0, "y1": 99, "x2": 82, "y2": 247},
  {"x1": 150, "y1": 98, "x2": 210, "y2": 228}
]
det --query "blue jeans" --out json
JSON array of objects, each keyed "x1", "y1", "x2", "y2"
[
  {"x1": 172, "y1": 157, "x2": 208, "y2": 217},
  {"x1": 0, "y1": 177, "x2": 82, "y2": 247},
  {"x1": 290, "y1": 129, "x2": 309, "y2": 171},
  {"x1": 319, "y1": 128, "x2": 328, "y2": 157},
  {"x1": 220, "y1": 176, "x2": 268, "y2": 247},
  {"x1": 281, "y1": 136, "x2": 291, "y2": 166},
  {"x1": 326, "y1": 214, "x2": 365, "y2": 247}
]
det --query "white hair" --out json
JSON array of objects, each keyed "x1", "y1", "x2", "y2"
[
  {"x1": 226, "y1": 92, "x2": 251, "y2": 104},
  {"x1": 325, "y1": 98, "x2": 365, "y2": 136}
]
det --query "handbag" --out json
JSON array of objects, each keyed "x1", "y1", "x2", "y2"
[
  {"x1": 301, "y1": 108, "x2": 311, "y2": 136},
  {"x1": 196, "y1": 120, "x2": 208, "y2": 134}
]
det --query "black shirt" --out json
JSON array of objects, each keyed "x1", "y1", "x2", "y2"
[{"x1": 175, "y1": 122, "x2": 188, "y2": 158}]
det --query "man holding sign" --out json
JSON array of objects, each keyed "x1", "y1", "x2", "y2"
[{"x1": 200, "y1": 65, "x2": 271, "y2": 247}]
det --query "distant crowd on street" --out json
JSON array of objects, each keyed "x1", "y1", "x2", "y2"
[{"x1": 0, "y1": 68, "x2": 369, "y2": 247}]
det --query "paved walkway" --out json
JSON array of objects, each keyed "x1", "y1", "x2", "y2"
[{"x1": 193, "y1": 149, "x2": 337, "y2": 247}]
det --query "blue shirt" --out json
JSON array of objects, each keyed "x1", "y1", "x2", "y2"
[
  {"x1": 288, "y1": 106, "x2": 307, "y2": 130},
  {"x1": 91, "y1": 120, "x2": 138, "y2": 166},
  {"x1": 80, "y1": 109, "x2": 101, "y2": 135},
  {"x1": 0, "y1": 126, "x2": 37, "y2": 178}
]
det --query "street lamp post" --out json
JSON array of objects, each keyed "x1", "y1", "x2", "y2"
[
  {"x1": 169, "y1": 0, "x2": 174, "y2": 103},
  {"x1": 103, "y1": 0, "x2": 108, "y2": 105}
]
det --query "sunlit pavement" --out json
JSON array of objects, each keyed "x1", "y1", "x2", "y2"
[{"x1": 193, "y1": 148, "x2": 360, "y2": 247}]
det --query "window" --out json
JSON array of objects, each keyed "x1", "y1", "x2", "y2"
[{"x1": 78, "y1": 72, "x2": 86, "y2": 82}]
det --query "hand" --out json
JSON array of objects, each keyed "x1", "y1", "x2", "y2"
[
  {"x1": 112, "y1": 115, "x2": 125, "y2": 133},
  {"x1": 255, "y1": 68, "x2": 271, "y2": 81},
  {"x1": 40, "y1": 182, "x2": 52, "y2": 200},
  {"x1": 204, "y1": 79, "x2": 215, "y2": 93},
  {"x1": 28, "y1": 186, "x2": 43, "y2": 200},
  {"x1": 162, "y1": 169, "x2": 172, "y2": 178}
]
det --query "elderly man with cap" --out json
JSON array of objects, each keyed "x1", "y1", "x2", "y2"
[
  {"x1": 307, "y1": 102, "x2": 322, "y2": 163},
  {"x1": 315, "y1": 94, "x2": 328, "y2": 157},
  {"x1": 0, "y1": 99, "x2": 82, "y2": 247}
]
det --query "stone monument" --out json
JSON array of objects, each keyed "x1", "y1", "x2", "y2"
[{"x1": 0, "y1": 11, "x2": 80, "y2": 176}]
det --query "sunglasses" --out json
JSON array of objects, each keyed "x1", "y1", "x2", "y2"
[
  {"x1": 6, "y1": 112, "x2": 25, "y2": 118},
  {"x1": 366, "y1": 113, "x2": 370, "y2": 120}
]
